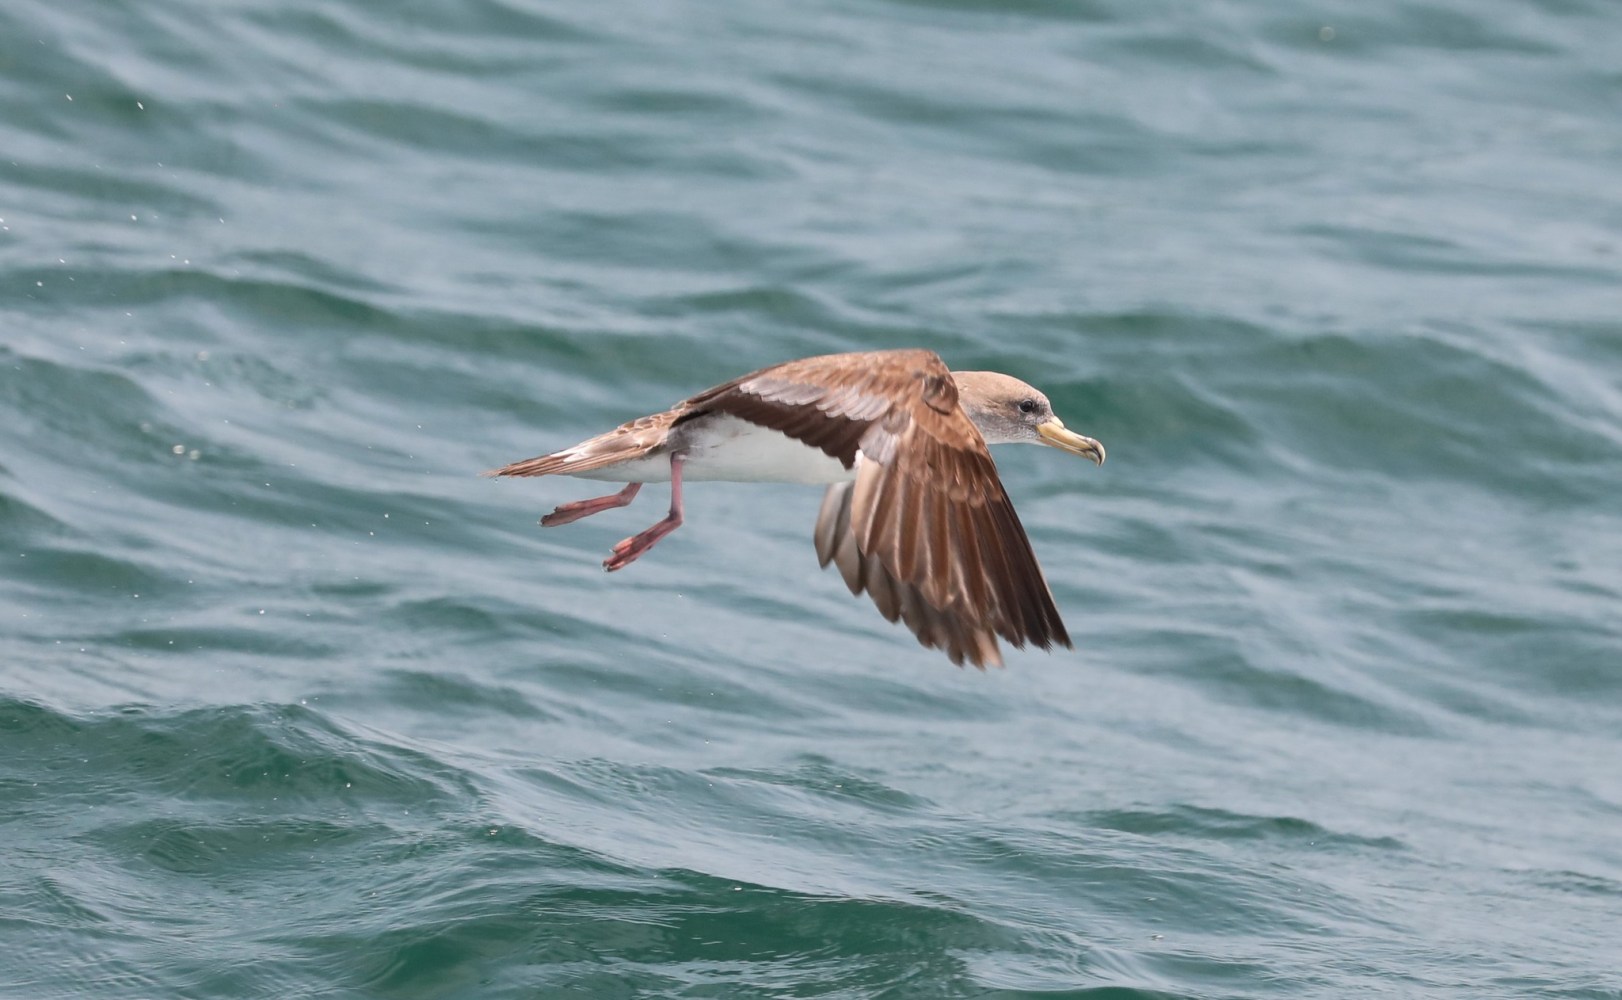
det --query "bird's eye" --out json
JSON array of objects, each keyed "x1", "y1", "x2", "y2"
[{"x1": 1018, "y1": 398, "x2": 1038, "y2": 414}]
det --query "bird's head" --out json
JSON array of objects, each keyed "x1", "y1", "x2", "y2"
[{"x1": 951, "y1": 371, "x2": 1105, "y2": 464}]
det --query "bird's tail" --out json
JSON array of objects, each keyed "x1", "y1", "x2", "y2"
[
  {"x1": 482, "y1": 450, "x2": 580, "y2": 478},
  {"x1": 483, "y1": 420, "x2": 668, "y2": 478}
]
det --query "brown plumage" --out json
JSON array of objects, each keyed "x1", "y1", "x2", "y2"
[{"x1": 487, "y1": 349, "x2": 1105, "y2": 667}]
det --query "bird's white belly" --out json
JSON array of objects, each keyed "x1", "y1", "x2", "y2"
[
  {"x1": 571, "y1": 416, "x2": 856, "y2": 484},
  {"x1": 682, "y1": 416, "x2": 855, "y2": 483}
]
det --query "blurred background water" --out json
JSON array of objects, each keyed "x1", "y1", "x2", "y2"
[{"x1": 3, "y1": 0, "x2": 1620, "y2": 997}]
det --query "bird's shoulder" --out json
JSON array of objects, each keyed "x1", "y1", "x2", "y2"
[
  {"x1": 684, "y1": 350, "x2": 945, "y2": 411},
  {"x1": 676, "y1": 350, "x2": 983, "y2": 465}
]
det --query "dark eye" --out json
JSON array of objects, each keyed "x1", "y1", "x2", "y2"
[{"x1": 1017, "y1": 398, "x2": 1038, "y2": 414}]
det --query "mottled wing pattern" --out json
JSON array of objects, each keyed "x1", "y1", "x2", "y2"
[
  {"x1": 676, "y1": 348, "x2": 951, "y2": 469},
  {"x1": 812, "y1": 417, "x2": 1070, "y2": 667},
  {"x1": 695, "y1": 349, "x2": 1069, "y2": 667},
  {"x1": 487, "y1": 348, "x2": 1070, "y2": 666}
]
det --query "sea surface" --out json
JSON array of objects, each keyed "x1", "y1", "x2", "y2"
[{"x1": 3, "y1": 1, "x2": 1620, "y2": 997}]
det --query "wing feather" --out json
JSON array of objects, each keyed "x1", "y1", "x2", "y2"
[
  {"x1": 793, "y1": 353, "x2": 1071, "y2": 667},
  {"x1": 509, "y1": 348, "x2": 1074, "y2": 667}
]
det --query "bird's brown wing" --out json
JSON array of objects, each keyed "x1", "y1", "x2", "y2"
[
  {"x1": 489, "y1": 348, "x2": 943, "y2": 478},
  {"x1": 694, "y1": 349, "x2": 1071, "y2": 667},
  {"x1": 676, "y1": 348, "x2": 948, "y2": 468}
]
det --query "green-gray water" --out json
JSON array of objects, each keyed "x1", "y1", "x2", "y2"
[{"x1": 3, "y1": 2, "x2": 1620, "y2": 997}]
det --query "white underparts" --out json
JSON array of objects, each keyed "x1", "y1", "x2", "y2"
[{"x1": 568, "y1": 415, "x2": 858, "y2": 485}]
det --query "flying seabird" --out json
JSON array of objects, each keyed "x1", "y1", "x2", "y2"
[{"x1": 487, "y1": 349, "x2": 1105, "y2": 667}]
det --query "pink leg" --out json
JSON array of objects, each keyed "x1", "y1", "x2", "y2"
[
  {"x1": 603, "y1": 454, "x2": 685, "y2": 572},
  {"x1": 540, "y1": 482, "x2": 641, "y2": 527}
]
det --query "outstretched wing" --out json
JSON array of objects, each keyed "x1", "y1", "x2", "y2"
[{"x1": 693, "y1": 349, "x2": 1071, "y2": 667}]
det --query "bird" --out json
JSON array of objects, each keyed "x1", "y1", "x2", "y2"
[{"x1": 486, "y1": 349, "x2": 1104, "y2": 667}]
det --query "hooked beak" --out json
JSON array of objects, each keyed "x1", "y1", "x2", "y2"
[{"x1": 1037, "y1": 418, "x2": 1105, "y2": 465}]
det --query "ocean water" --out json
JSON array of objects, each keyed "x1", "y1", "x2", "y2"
[{"x1": 3, "y1": 0, "x2": 1620, "y2": 996}]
